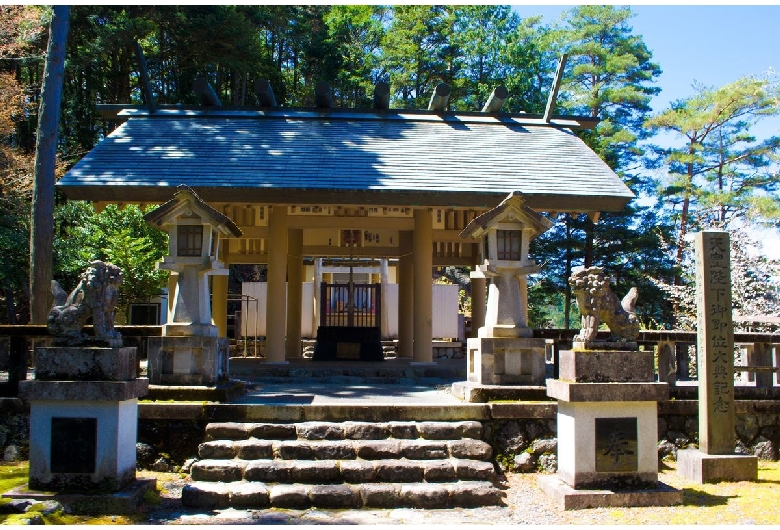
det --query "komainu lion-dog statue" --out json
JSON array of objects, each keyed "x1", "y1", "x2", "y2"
[
  {"x1": 569, "y1": 266, "x2": 639, "y2": 344},
  {"x1": 47, "y1": 260, "x2": 124, "y2": 345}
]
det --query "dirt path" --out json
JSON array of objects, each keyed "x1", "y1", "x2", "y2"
[{"x1": 135, "y1": 460, "x2": 780, "y2": 525}]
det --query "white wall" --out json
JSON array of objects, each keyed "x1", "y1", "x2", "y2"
[{"x1": 238, "y1": 282, "x2": 459, "y2": 340}]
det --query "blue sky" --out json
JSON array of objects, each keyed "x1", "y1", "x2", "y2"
[
  {"x1": 514, "y1": 5, "x2": 779, "y2": 122},
  {"x1": 514, "y1": 4, "x2": 780, "y2": 256}
]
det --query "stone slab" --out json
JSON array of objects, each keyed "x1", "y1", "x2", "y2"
[
  {"x1": 537, "y1": 474, "x2": 682, "y2": 510},
  {"x1": 676, "y1": 449, "x2": 758, "y2": 483},
  {"x1": 19, "y1": 378, "x2": 149, "y2": 401},
  {"x1": 145, "y1": 381, "x2": 245, "y2": 402},
  {"x1": 33, "y1": 347, "x2": 137, "y2": 381},
  {"x1": 2, "y1": 478, "x2": 156, "y2": 515},
  {"x1": 559, "y1": 349, "x2": 653, "y2": 383},
  {"x1": 451, "y1": 382, "x2": 549, "y2": 403},
  {"x1": 148, "y1": 336, "x2": 228, "y2": 386},
  {"x1": 546, "y1": 379, "x2": 668, "y2": 402},
  {"x1": 466, "y1": 336, "x2": 546, "y2": 386}
]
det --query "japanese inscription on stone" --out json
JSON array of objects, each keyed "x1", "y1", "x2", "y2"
[
  {"x1": 595, "y1": 417, "x2": 638, "y2": 472},
  {"x1": 694, "y1": 231, "x2": 735, "y2": 455}
]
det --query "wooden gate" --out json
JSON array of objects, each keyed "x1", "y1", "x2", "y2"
[{"x1": 320, "y1": 283, "x2": 380, "y2": 328}]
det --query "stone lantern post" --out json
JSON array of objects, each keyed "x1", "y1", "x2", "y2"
[
  {"x1": 457, "y1": 192, "x2": 552, "y2": 391},
  {"x1": 144, "y1": 186, "x2": 242, "y2": 391}
]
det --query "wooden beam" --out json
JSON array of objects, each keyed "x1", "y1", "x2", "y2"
[
  {"x1": 428, "y1": 83, "x2": 450, "y2": 111},
  {"x1": 134, "y1": 42, "x2": 156, "y2": 114},
  {"x1": 433, "y1": 229, "x2": 471, "y2": 242},
  {"x1": 304, "y1": 245, "x2": 399, "y2": 258},
  {"x1": 315, "y1": 81, "x2": 332, "y2": 108},
  {"x1": 287, "y1": 216, "x2": 414, "y2": 230},
  {"x1": 543, "y1": 54, "x2": 568, "y2": 123},
  {"x1": 481, "y1": 85, "x2": 508, "y2": 113},
  {"x1": 233, "y1": 226, "x2": 269, "y2": 239},
  {"x1": 373, "y1": 81, "x2": 390, "y2": 110},
  {"x1": 253, "y1": 79, "x2": 277, "y2": 107},
  {"x1": 193, "y1": 77, "x2": 222, "y2": 106}
]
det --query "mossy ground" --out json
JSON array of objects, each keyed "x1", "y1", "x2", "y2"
[
  {"x1": 0, "y1": 462, "x2": 150, "y2": 525},
  {"x1": 509, "y1": 459, "x2": 780, "y2": 525},
  {"x1": 2, "y1": 460, "x2": 780, "y2": 524}
]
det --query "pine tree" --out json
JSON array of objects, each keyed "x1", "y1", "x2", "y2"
[{"x1": 645, "y1": 76, "x2": 780, "y2": 269}]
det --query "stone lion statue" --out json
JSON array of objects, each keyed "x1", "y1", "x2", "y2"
[
  {"x1": 47, "y1": 260, "x2": 123, "y2": 345},
  {"x1": 569, "y1": 266, "x2": 639, "y2": 344}
]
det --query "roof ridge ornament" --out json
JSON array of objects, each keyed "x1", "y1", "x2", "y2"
[{"x1": 543, "y1": 54, "x2": 568, "y2": 123}]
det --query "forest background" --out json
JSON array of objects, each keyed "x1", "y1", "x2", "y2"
[{"x1": 1, "y1": 4, "x2": 778, "y2": 330}]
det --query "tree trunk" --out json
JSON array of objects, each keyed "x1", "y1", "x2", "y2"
[
  {"x1": 563, "y1": 214, "x2": 573, "y2": 329},
  {"x1": 29, "y1": 5, "x2": 70, "y2": 324}
]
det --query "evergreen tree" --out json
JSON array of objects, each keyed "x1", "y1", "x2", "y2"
[
  {"x1": 529, "y1": 5, "x2": 667, "y2": 328},
  {"x1": 645, "y1": 76, "x2": 780, "y2": 269}
]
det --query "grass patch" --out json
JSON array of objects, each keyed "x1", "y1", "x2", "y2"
[{"x1": 0, "y1": 462, "x2": 28, "y2": 493}]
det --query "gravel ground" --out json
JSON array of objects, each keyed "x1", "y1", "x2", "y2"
[{"x1": 132, "y1": 460, "x2": 780, "y2": 526}]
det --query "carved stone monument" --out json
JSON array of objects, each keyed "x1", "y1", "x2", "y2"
[
  {"x1": 11, "y1": 262, "x2": 153, "y2": 512},
  {"x1": 539, "y1": 267, "x2": 681, "y2": 509},
  {"x1": 677, "y1": 230, "x2": 757, "y2": 482},
  {"x1": 453, "y1": 193, "x2": 552, "y2": 401},
  {"x1": 144, "y1": 186, "x2": 242, "y2": 395}
]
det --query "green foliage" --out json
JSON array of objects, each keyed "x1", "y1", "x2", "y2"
[
  {"x1": 54, "y1": 202, "x2": 169, "y2": 320},
  {"x1": 645, "y1": 75, "x2": 780, "y2": 270}
]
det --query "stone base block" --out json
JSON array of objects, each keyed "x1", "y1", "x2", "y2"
[
  {"x1": 450, "y1": 381, "x2": 548, "y2": 403},
  {"x1": 148, "y1": 336, "x2": 229, "y2": 386},
  {"x1": 27, "y1": 399, "x2": 140, "y2": 493},
  {"x1": 537, "y1": 474, "x2": 682, "y2": 510},
  {"x1": 559, "y1": 349, "x2": 653, "y2": 383},
  {"x1": 573, "y1": 341, "x2": 638, "y2": 351},
  {"x1": 19, "y1": 379, "x2": 149, "y2": 401},
  {"x1": 145, "y1": 380, "x2": 245, "y2": 402},
  {"x1": 34, "y1": 347, "x2": 137, "y2": 381},
  {"x1": 676, "y1": 449, "x2": 758, "y2": 483},
  {"x1": 466, "y1": 337, "x2": 545, "y2": 385},
  {"x1": 546, "y1": 380, "x2": 668, "y2": 402},
  {"x1": 3, "y1": 478, "x2": 156, "y2": 515}
]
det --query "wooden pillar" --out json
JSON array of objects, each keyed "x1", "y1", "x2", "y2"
[
  {"x1": 380, "y1": 258, "x2": 389, "y2": 339},
  {"x1": 413, "y1": 209, "x2": 433, "y2": 364},
  {"x1": 398, "y1": 231, "x2": 413, "y2": 358},
  {"x1": 266, "y1": 206, "x2": 288, "y2": 363},
  {"x1": 211, "y1": 275, "x2": 228, "y2": 338},
  {"x1": 471, "y1": 276, "x2": 486, "y2": 338},
  {"x1": 312, "y1": 258, "x2": 322, "y2": 334},
  {"x1": 167, "y1": 274, "x2": 177, "y2": 320},
  {"x1": 286, "y1": 228, "x2": 303, "y2": 358}
]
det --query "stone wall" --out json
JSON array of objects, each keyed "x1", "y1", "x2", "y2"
[{"x1": 1, "y1": 399, "x2": 778, "y2": 472}]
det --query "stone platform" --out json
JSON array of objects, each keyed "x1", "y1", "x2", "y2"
[
  {"x1": 676, "y1": 449, "x2": 758, "y2": 483},
  {"x1": 3, "y1": 478, "x2": 156, "y2": 515},
  {"x1": 145, "y1": 381, "x2": 246, "y2": 402},
  {"x1": 537, "y1": 474, "x2": 682, "y2": 510},
  {"x1": 450, "y1": 381, "x2": 549, "y2": 403}
]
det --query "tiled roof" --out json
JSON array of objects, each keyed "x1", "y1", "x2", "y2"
[{"x1": 58, "y1": 109, "x2": 634, "y2": 211}]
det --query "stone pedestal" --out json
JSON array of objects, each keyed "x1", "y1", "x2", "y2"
[
  {"x1": 466, "y1": 336, "x2": 546, "y2": 386},
  {"x1": 18, "y1": 347, "x2": 148, "y2": 493},
  {"x1": 541, "y1": 349, "x2": 682, "y2": 509},
  {"x1": 148, "y1": 336, "x2": 229, "y2": 386},
  {"x1": 677, "y1": 450, "x2": 758, "y2": 483}
]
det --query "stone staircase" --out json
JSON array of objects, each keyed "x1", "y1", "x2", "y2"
[{"x1": 182, "y1": 420, "x2": 504, "y2": 509}]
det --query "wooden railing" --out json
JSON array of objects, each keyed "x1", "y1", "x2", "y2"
[
  {"x1": 2, "y1": 325, "x2": 778, "y2": 397},
  {"x1": 534, "y1": 329, "x2": 780, "y2": 387},
  {"x1": 0, "y1": 325, "x2": 161, "y2": 397}
]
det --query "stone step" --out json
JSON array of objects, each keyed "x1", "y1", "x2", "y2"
[
  {"x1": 190, "y1": 458, "x2": 496, "y2": 483},
  {"x1": 182, "y1": 480, "x2": 503, "y2": 509},
  {"x1": 189, "y1": 419, "x2": 503, "y2": 509},
  {"x1": 199, "y1": 437, "x2": 493, "y2": 461},
  {"x1": 205, "y1": 420, "x2": 483, "y2": 442}
]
